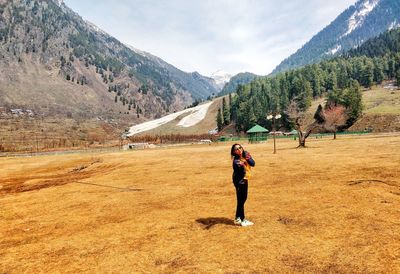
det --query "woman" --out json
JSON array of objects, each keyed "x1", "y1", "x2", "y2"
[{"x1": 231, "y1": 143, "x2": 255, "y2": 227}]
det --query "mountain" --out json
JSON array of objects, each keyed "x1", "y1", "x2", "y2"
[
  {"x1": 126, "y1": 45, "x2": 220, "y2": 100},
  {"x1": 210, "y1": 70, "x2": 232, "y2": 91},
  {"x1": 218, "y1": 72, "x2": 258, "y2": 96},
  {"x1": 0, "y1": 0, "x2": 219, "y2": 121},
  {"x1": 229, "y1": 25, "x2": 400, "y2": 133},
  {"x1": 272, "y1": 0, "x2": 400, "y2": 74}
]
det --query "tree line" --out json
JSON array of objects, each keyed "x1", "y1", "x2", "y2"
[{"x1": 226, "y1": 28, "x2": 400, "y2": 137}]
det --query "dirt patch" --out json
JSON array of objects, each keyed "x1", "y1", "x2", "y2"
[
  {"x1": 348, "y1": 179, "x2": 399, "y2": 188},
  {"x1": 349, "y1": 113, "x2": 400, "y2": 132},
  {"x1": 349, "y1": 179, "x2": 386, "y2": 185},
  {"x1": 277, "y1": 216, "x2": 295, "y2": 225},
  {"x1": 69, "y1": 158, "x2": 102, "y2": 173},
  {"x1": 0, "y1": 159, "x2": 118, "y2": 195},
  {"x1": 277, "y1": 216, "x2": 316, "y2": 228}
]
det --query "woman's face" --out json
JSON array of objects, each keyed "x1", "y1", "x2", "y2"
[{"x1": 234, "y1": 145, "x2": 243, "y2": 156}]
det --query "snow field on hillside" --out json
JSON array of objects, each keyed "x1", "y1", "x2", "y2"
[{"x1": 127, "y1": 101, "x2": 213, "y2": 136}]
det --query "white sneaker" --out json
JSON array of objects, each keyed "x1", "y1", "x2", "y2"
[
  {"x1": 241, "y1": 219, "x2": 254, "y2": 227},
  {"x1": 234, "y1": 217, "x2": 242, "y2": 225}
]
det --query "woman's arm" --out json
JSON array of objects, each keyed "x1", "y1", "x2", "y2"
[{"x1": 243, "y1": 151, "x2": 255, "y2": 167}]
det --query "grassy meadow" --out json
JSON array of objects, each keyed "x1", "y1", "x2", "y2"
[
  {"x1": 1, "y1": 134, "x2": 399, "y2": 273},
  {"x1": 363, "y1": 85, "x2": 400, "y2": 114}
]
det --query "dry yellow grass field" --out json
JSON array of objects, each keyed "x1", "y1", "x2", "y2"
[{"x1": 1, "y1": 134, "x2": 399, "y2": 273}]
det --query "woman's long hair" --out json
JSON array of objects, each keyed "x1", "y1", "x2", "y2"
[{"x1": 231, "y1": 143, "x2": 243, "y2": 159}]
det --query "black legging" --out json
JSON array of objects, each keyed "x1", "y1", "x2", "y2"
[{"x1": 235, "y1": 181, "x2": 248, "y2": 220}]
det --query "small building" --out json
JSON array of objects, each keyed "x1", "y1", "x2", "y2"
[
  {"x1": 284, "y1": 129, "x2": 298, "y2": 136},
  {"x1": 123, "y1": 143, "x2": 150, "y2": 150},
  {"x1": 246, "y1": 124, "x2": 268, "y2": 143},
  {"x1": 269, "y1": 131, "x2": 284, "y2": 136},
  {"x1": 208, "y1": 127, "x2": 218, "y2": 135},
  {"x1": 11, "y1": 109, "x2": 24, "y2": 115}
]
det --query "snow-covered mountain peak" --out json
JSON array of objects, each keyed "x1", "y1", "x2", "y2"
[
  {"x1": 210, "y1": 70, "x2": 232, "y2": 90},
  {"x1": 342, "y1": 0, "x2": 379, "y2": 37},
  {"x1": 272, "y1": 0, "x2": 400, "y2": 74}
]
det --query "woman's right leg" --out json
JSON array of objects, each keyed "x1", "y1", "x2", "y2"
[{"x1": 235, "y1": 182, "x2": 248, "y2": 220}]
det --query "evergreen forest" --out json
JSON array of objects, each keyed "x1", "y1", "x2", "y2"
[{"x1": 221, "y1": 28, "x2": 400, "y2": 133}]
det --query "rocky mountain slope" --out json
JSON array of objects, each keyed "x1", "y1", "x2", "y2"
[
  {"x1": 272, "y1": 0, "x2": 400, "y2": 74},
  {"x1": 0, "y1": 0, "x2": 219, "y2": 121}
]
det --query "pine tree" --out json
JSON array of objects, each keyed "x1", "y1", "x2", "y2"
[
  {"x1": 373, "y1": 58, "x2": 385, "y2": 84},
  {"x1": 296, "y1": 78, "x2": 312, "y2": 111},
  {"x1": 387, "y1": 57, "x2": 396, "y2": 79},
  {"x1": 396, "y1": 69, "x2": 400, "y2": 87},
  {"x1": 222, "y1": 97, "x2": 230, "y2": 125},
  {"x1": 326, "y1": 71, "x2": 338, "y2": 91},
  {"x1": 337, "y1": 61, "x2": 350, "y2": 89},
  {"x1": 216, "y1": 108, "x2": 223, "y2": 131},
  {"x1": 311, "y1": 66, "x2": 322, "y2": 97},
  {"x1": 343, "y1": 80, "x2": 363, "y2": 125},
  {"x1": 248, "y1": 109, "x2": 257, "y2": 129},
  {"x1": 361, "y1": 61, "x2": 374, "y2": 88},
  {"x1": 60, "y1": 56, "x2": 66, "y2": 67}
]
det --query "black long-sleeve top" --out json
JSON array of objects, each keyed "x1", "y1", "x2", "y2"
[{"x1": 232, "y1": 151, "x2": 255, "y2": 185}]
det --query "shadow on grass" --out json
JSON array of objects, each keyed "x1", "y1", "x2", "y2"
[{"x1": 196, "y1": 217, "x2": 235, "y2": 230}]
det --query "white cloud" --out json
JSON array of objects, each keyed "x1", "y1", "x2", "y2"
[{"x1": 64, "y1": 0, "x2": 357, "y2": 76}]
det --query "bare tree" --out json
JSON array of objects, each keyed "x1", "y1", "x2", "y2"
[
  {"x1": 286, "y1": 101, "x2": 325, "y2": 148},
  {"x1": 323, "y1": 104, "x2": 348, "y2": 139}
]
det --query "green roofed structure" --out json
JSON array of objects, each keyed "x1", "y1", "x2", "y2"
[{"x1": 247, "y1": 124, "x2": 268, "y2": 143}]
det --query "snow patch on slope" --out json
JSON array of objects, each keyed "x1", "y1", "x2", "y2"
[
  {"x1": 327, "y1": 44, "x2": 342, "y2": 55},
  {"x1": 389, "y1": 20, "x2": 400, "y2": 30},
  {"x1": 127, "y1": 102, "x2": 213, "y2": 136},
  {"x1": 52, "y1": 0, "x2": 64, "y2": 6},
  {"x1": 342, "y1": 0, "x2": 379, "y2": 37},
  {"x1": 177, "y1": 102, "x2": 212, "y2": 127}
]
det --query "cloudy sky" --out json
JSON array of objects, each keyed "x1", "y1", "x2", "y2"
[{"x1": 63, "y1": 0, "x2": 357, "y2": 76}]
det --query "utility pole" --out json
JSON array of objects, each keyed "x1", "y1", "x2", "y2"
[{"x1": 267, "y1": 113, "x2": 281, "y2": 154}]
